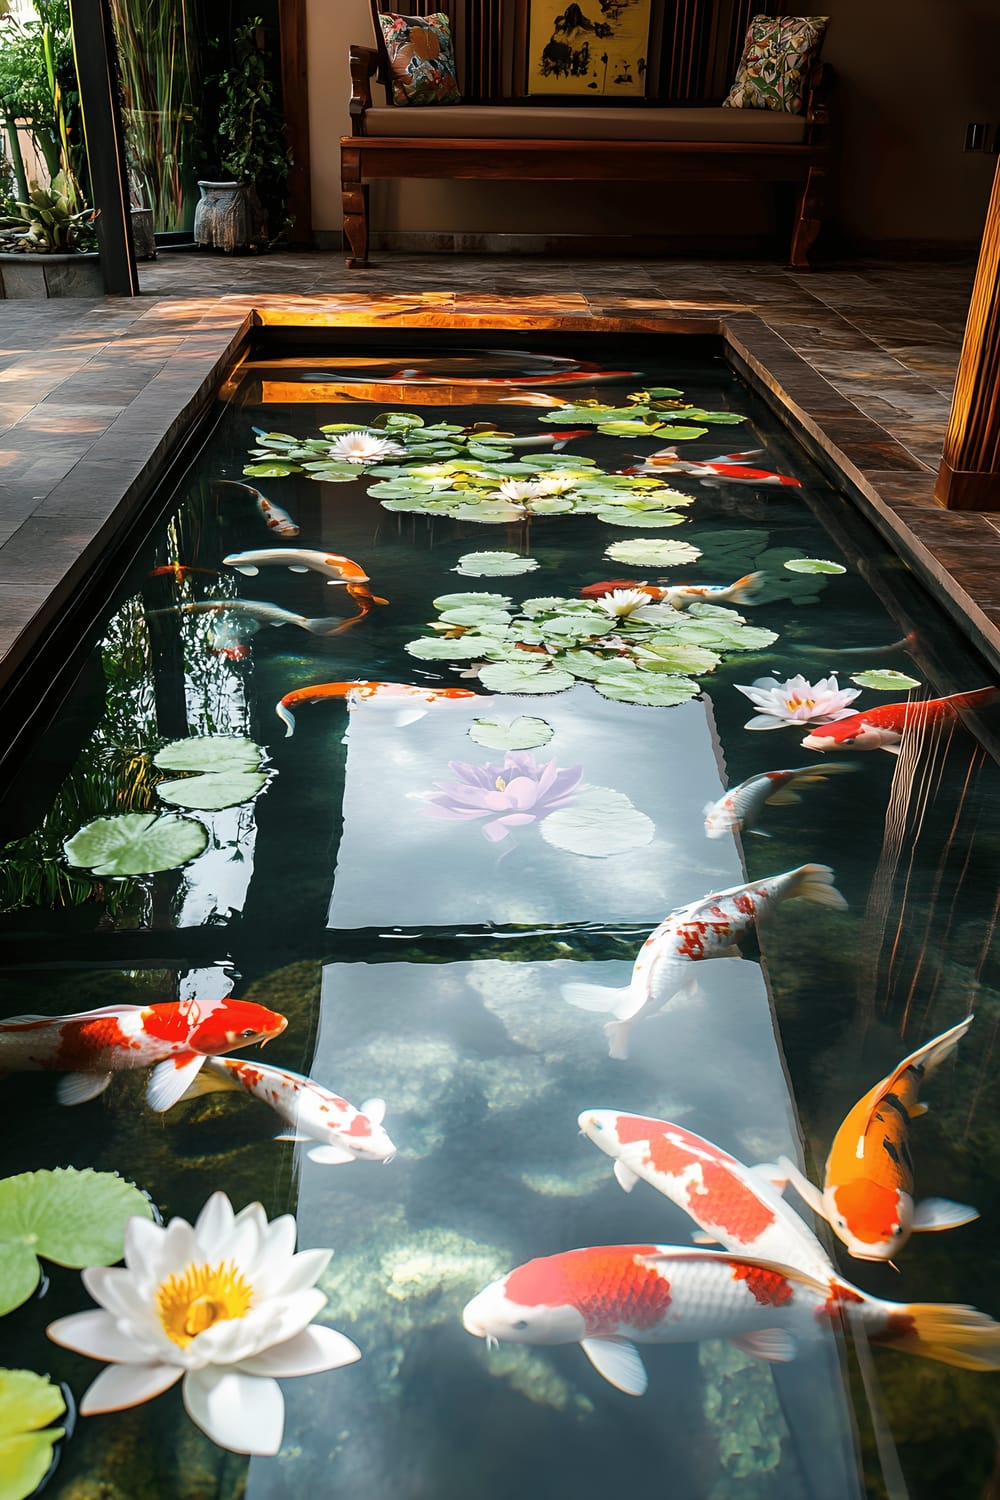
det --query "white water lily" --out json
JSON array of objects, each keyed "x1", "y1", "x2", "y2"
[
  {"x1": 326, "y1": 430, "x2": 405, "y2": 464},
  {"x1": 535, "y1": 472, "x2": 578, "y2": 496},
  {"x1": 492, "y1": 479, "x2": 547, "y2": 503},
  {"x1": 594, "y1": 588, "x2": 651, "y2": 619},
  {"x1": 46, "y1": 1192, "x2": 360, "y2": 1456},
  {"x1": 735, "y1": 673, "x2": 861, "y2": 730}
]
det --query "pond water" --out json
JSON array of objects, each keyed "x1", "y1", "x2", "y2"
[{"x1": 2, "y1": 338, "x2": 999, "y2": 1500}]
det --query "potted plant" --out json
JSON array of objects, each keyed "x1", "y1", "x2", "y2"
[{"x1": 194, "y1": 17, "x2": 291, "y2": 254}]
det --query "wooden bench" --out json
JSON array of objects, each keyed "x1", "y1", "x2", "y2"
[{"x1": 341, "y1": 45, "x2": 830, "y2": 271}]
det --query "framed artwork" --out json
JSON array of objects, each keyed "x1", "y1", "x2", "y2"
[{"x1": 526, "y1": 0, "x2": 653, "y2": 98}]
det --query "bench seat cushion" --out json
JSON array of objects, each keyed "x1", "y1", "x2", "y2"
[{"x1": 362, "y1": 104, "x2": 808, "y2": 144}]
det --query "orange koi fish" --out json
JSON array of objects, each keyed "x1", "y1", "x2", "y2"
[
  {"x1": 223, "y1": 548, "x2": 370, "y2": 585},
  {"x1": 581, "y1": 573, "x2": 763, "y2": 610},
  {"x1": 149, "y1": 565, "x2": 219, "y2": 584},
  {"x1": 327, "y1": 582, "x2": 390, "y2": 634},
  {"x1": 463, "y1": 1241, "x2": 1000, "y2": 1393},
  {"x1": 802, "y1": 687, "x2": 1000, "y2": 754},
  {"x1": 0, "y1": 997, "x2": 287, "y2": 1111},
  {"x1": 276, "y1": 680, "x2": 477, "y2": 737},
  {"x1": 215, "y1": 479, "x2": 299, "y2": 538},
  {"x1": 780, "y1": 1017, "x2": 978, "y2": 1262}
]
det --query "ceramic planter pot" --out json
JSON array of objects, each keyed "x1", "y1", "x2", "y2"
[
  {"x1": 0, "y1": 251, "x2": 103, "y2": 298},
  {"x1": 193, "y1": 180, "x2": 267, "y2": 253}
]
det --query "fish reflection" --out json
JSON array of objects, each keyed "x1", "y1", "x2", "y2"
[
  {"x1": 780, "y1": 1016, "x2": 979, "y2": 1261},
  {"x1": 175, "y1": 1057, "x2": 396, "y2": 1165},
  {"x1": 147, "y1": 600, "x2": 354, "y2": 656},
  {"x1": 276, "y1": 680, "x2": 477, "y2": 736},
  {"x1": 149, "y1": 564, "x2": 220, "y2": 584},
  {"x1": 564, "y1": 866, "x2": 847, "y2": 1059},
  {"x1": 703, "y1": 764, "x2": 857, "y2": 839},
  {"x1": 0, "y1": 998, "x2": 287, "y2": 1110}
]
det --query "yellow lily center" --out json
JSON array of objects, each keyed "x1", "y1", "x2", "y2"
[
  {"x1": 784, "y1": 696, "x2": 816, "y2": 711},
  {"x1": 495, "y1": 776, "x2": 507, "y2": 791},
  {"x1": 157, "y1": 1260, "x2": 254, "y2": 1347}
]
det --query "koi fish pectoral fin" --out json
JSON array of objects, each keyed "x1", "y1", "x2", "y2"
[
  {"x1": 307, "y1": 1144, "x2": 358, "y2": 1165},
  {"x1": 147, "y1": 1053, "x2": 207, "y2": 1112},
  {"x1": 360, "y1": 1098, "x2": 386, "y2": 1125},
  {"x1": 749, "y1": 1162, "x2": 789, "y2": 1194},
  {"x1": 775, "y1": 1156, "x2": 826, "y2": 1217},
  {"x1": 730, "y1": 1329, "x2": 797, "y2": 1363},
  {"x1": 393, "y1": 709, "x2": 429, "y2": 727},
  {"x1": 274, "y1": 1132, "x2": 311, "y2": 1143},
  {"x1": 562, "y1": 981, "x2": 630, "y2": 1014},
  {"x1": 613, "y1": 1160, "x2": 640, "y2": 1193},
  {"x1": 232, "y1": 565, "x2": 260, "y2": 576},
  {"x1": 56, "y1": 1071, "x2": 113, "y2": 1106},
  {"x1": 580, "y1": 1336, "x2": 648, "y2": 1396},
  {"x1": 911, "y1": 1198, "x2": 980, "y2": 1232},
  {"x1": 908, "y1": 1101, "x2": 930, "y2": 1118},
  {"x1": 764, "y1": 789, "x2": 803, "y2": 807},
  {"x1": 691, "y1": 1230, "x2": 721, "y2": 1246},
  {"x1": 175, "y1": 1066, "x2": 241, "y2": 1103}
]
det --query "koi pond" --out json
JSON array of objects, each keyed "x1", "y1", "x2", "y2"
[{"x1": 2, "y1": 336, "x2": 1000, "y2": 1500}]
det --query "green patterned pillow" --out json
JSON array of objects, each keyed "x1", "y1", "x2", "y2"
[
  {"x1": 723, "y1": 15, "x2": 828, "y2": 114},
  {"x1": 377, "y1": 12, "x2": 462, "y2": 106}
]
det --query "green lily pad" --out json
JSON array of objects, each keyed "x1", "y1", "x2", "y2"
[
  {"x1": 406, "y1": 635, "x2": 500, "y2": 660},
  {"x1": 469, "y1": 716, "x2": 554, "y2": 751},
  {"x1": 0, "y1": 1368, "x2": 66, "y2": 1500},
  {"x1": 0, "y1": 1168, "x2": 153, "y2": 1316},
  {"x1": 539, "y1": 786, "x2": 655, "y2": 858},
  {"x1": 850, "y1": 669, "x2": 922, "y2": 691},
  {"x1": 156, "y1": 771, "x2": 268, "y2": 811},
  {"x1": 596, "y1": 509, "x2": 687, "y2": 528},
  {"x1": 455, "y1": 552, "x2": 539, "y2": 577},
  {"x1": 153, "y1": 737, "x2": 263, "y2": 773},
  {"x1": 637, "y1": 641, "x2": 721, "y2": 674},
  {"x1": 437, "y1": 607, "x2": 513, "y2": 634},
  {"x1": 604, "y1": 539, "x2": 703, "y2": 567},
  {"x1": 592, "y1": 674, "x2": 700, "y2": 706},
  {"x1": 783, "y1": 557, "x2": 847, "y2": 575},
  {"x1": 478, "y1": 661, "x2": 576, "y2": 695},
  {"x1": 433, "y1": 592, "x2": 512, "y2": 611},
  {"x1": 243, "y1": 462, "x2": 299, "y2": 478},
  {"x1": 152, "y1": 737, "x2": 268, "y2": 812},
  {"x1": 64, "y1": 812, "x2": 208, "y2": 876}
]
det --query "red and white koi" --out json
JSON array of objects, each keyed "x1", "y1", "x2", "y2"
[
  {"x1": 215, "y1": 479, "x2": 299, "y2": 538},
  {"x1": 619, "y1": 447, "x2": 801, "y2": 488},
  {"x1": 703, "y1": 763, "x2": 857, "y2": 839},
  {"x1": 276, "y1": 679, "x2": 478, "y2": 736},
  {"x1": 801, "y1": 687, "x2": 1000, "y2": 754},
  {"x1": 0, "y1": 997, "x2": 287, "y2": 1111},
  {"x1": 462, "y1": 1241, "x2": 1000, "y2": 1393},
  {"x1": 581, "y1": 573, "x2": 763, "y2": 611},
  {"x1": 176, "y1": 1056, "x2": 396, "y2": 1165},
  {"x1": 563, "y1": 865, "x2": 847, "y2": 1060},
  {"x1": 223, "y1": 547, "x2": 370, "y2": 585},
  {"x1": 474, "y1": 428, "x2": 590, "y2": 450},
  {"x1": 780, "y1": 1017, "x2": 979, "y2": 1262}
]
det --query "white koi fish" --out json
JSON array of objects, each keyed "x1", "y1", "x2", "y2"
[
  {"x1": 176, "y1": 1056, "x2": 396, "y2": 1165},
  {"x1": 223, "y1": 548, "x2": 370, "y2": 586},
  {"x1": 147, "y1": 600, "x2": 350, "y2": 638},
  {"x1": 462, "y1": 1241, "x2": 1000, "y2": 1394},
  {"x1": 215, "y1": 479, "x2": 299, "y2": 537},
  {"x1": 703, "y1": 763, "x2": 856, "y2": 839},
  {"x1": 563, "y1": 865, "x2": 847, "y2": 1060}
]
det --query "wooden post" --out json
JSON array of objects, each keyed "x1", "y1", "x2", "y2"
[
  {"x1": 278, "y1": 0, "x2": 312, "y2": 246},
  {"x1": 935, "y1": 157, "x2": 1000, "y2": 510}
]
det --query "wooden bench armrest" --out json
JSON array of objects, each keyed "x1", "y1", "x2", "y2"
[{"x1": 349, "y1": 44, "x2": 378, "y2": 133}]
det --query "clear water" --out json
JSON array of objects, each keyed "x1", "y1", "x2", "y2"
[{"x1": 2, "y1": 338, "x2": 999, "y2": 1500}]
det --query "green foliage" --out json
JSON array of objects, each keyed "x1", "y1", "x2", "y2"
[
  {"x1": 0, "y1": 1368, "x2": 65, "y2": 1500},
  {"x1": 783, "y1": 557, "x2": 847, "y2": 575},
  {"x1": 205, "y1": 18, "x2": 292, "y2": 239},
  {"x1": 537, "y1": 389, "x2": 748, "y2": 440},
  {"x1": 0, "y1": 1167, "x2": 153, "y2": 1316},
  {"x1": 0, "y1": 0, "x2": 88, "y2": 212},
  {"x1": 0, "y1": 170, "x2": 95, "y2": 253}
]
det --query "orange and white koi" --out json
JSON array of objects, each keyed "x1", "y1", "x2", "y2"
[
  {"x1": 581, "y1": 573, "x2": 763, "y2": 611},
  {"x1": 223, "y1": 547, "x2": 370, "y2": 585},
  {"x1": 215, "y1": 479, "x2": 299, "y2": 538},
  {"x1": 802, "y1": 687, "x2": 1000, "y2": 754},
  {"x1": 462, "y1": 1241, "x2": 1000, "y2": 1393},
  {"x1": 474, "y1": 427, "x2": 590, "y2": 450},
  {"x1": 703, "y1": 763, "x2": 857, "y2": 839},
  {"x1": 175, "y1": 1057, "x2": 395, "y2": 1165},
  {"x1": 0, "y1": 997, "x2": 287, "y2": 1111},
  {"x1": 780, "y1": 1017, "x2": 979, "y2": 1262},
  {"x1": 563, "y1": 865, "x2": 847, "y2": 1060},
  {"x1": 276, "y1": 680, "x2": 477, "y2": 737},
  {"x1": 619, "y1": 447, "x2": 802, "y2": 488}
]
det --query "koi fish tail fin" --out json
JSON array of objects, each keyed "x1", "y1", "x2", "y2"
[
  {"x1": 728, "y1": 571, "x2": 766, "y2": 604},
  {"x1": 899, "y1": 1014, "x2": 974, "y2": 1082},
  {"x1": 303, "y1": 617, "x2": 356, "y2": 635},
  {"x1": 276, "y1": 699, "x2": 297, "y2": 737},
  {"x1": 948, "y1": 687, "x2": 1000, "y2": 715},
  {"x1": 789, "y1": 863, "x2": 848, "y2": 910},
  {"x1": 873, "y1": 1303, "x2": 1000, "y2": 1372},
  {"x1": 562, "y1": 980, "x2": 631, "y2": 1015},
  {"x1": 604, "y1": 1019, "x2": 632, "y2": 1061}
]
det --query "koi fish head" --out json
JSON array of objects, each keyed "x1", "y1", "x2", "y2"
[
  {"x1": 802, "y1": 722, "x2": 898, "y2": 753},
  {"x1": 187, "y1": 998, "x2": 288, "y2": 1055},
  {"x1": 824, "y1": 1180, "x2": 911, "y2": 1260},
  {"x1": 462, "y1": 1264, "x2": 586, "y2": 1346}
]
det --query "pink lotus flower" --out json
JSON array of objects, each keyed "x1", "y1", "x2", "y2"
[
  {"x1": 422, "y1": 751, "x2": 584, "y2": 842},
  {"x1": 735, "y1": 673, "x2": 861, "y2": 730}
]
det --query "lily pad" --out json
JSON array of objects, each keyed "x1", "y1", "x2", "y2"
[
  {"x1": 0, "y1": 1168, "x2": 153, "y2": 1316},
  {"x1": 469, "y1": 717, "x2": 554, "y2": 751},
  {"x1": 540, "y1": 786, "x2": 655, "y2": 858},
  {"x1": 157, "y1": 771, "x2": 268, "y2": 811},
  {"x1": 604, "y1": 538, "x2": 703, "y2": 567},
  {"x1": 478, "y1": 661, "x2": 576, "y2": 695},
  {"x1": 243, "y1": 462, "x2": 299, "y2": 478},
  {"x1": 406, "y1": 635, "x2": 500, "y2": 661},
  {"x1": 636, "y1": 641, "x2": 721, "y2": 674},
  {"x1": 152, "y1": 737, "x2": 269, "y2": 812},
  {"x1": 64, "y1": 812, "x2": 208, "y2": 876},
  {"x1": 433, "y1": 592, "x2": 512, "y2": 611},
  {"x1": 783, "y1": 558, "x2": 847, "y2": 575},
  {"x1": 592, "y1": 674, "x2": 700, "y2": 706},
  {"x1": 0, "y1": 1369, "x2": 66, "y2": 1500},
  {"x1": 455, "y1": 552, "x2": 539, "y2": 577},
  {"x1": 153, "y1": 737, "x2": 263, "y2": 773},
  {"x1": 850, "y1": 669, "x2": 922, "y2": 691}
]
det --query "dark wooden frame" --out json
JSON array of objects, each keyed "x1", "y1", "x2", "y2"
[
  {"x1": 342, "y1": 47, "x2": 830, "y2": 270},
  {"x1": 278, "y1": 0, "x2": 312, "y2": 244}
]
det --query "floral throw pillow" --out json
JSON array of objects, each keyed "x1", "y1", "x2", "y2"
[
  {"x1": 723, "y1": 15, "x2": 828, "y2": 114},
  {"x1": 377, "y1": 12, "x2": 462, "y2": 106}
]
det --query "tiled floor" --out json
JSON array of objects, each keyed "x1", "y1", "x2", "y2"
[{"x1": 3, "y1": 247, "x2": 998, "y2": 700}]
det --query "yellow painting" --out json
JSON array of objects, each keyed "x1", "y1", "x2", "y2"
[{"x1": 527, "y1": 0, "x2": 652, "y2": 97}]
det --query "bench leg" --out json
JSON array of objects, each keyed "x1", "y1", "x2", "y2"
[
  {"x1": 789, "y1": 164, "x2": 826, "y2": 270},
  {"x1": 341, "y1": 145, "x2": 370, "y2": 269}
]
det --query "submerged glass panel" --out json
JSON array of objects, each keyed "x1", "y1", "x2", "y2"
[{"x1": 1, "y1": 338, "x2": 998, "y2": 1500}]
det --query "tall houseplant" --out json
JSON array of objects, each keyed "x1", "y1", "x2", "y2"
[
  {"x1": 194, "y1": 17, "x2": 291, "y2": 253},
  {"x1": 0, "y1": 0, "x2": 87, "y2": 211}
]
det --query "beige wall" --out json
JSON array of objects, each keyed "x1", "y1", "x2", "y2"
[{"x1": 307, "y1": 0, "x2": 999, "y2": 247}]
